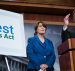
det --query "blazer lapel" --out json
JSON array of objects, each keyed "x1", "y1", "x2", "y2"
[{"x1": 34, "y1": 35, "x2": 46, "y2": 48}]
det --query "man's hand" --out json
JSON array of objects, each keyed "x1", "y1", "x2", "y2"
[
  {"x1": 40, "y1": 64, "x2": 48, "y2": 71},
  {"x1": 64, "y1": 14, "x2": 70, "y2": 26}
]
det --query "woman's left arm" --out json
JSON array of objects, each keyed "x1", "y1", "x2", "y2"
[{"x1": 46, "y1": 41, "x2": 56, "y2": 67}]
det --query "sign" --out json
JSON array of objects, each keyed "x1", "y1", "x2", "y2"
[{"x1": 0, "y1": 9, "x2": 26, "y2": 57}]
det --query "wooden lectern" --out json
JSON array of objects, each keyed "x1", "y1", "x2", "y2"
[{"x1": 58, "y1": 38, "x2": 75, "y2": 71}]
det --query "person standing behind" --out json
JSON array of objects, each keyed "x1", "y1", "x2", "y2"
[
  {"x1": 61, "y1": 14, "x2": 75, "y2": 42},
  {"x1": 26, "y1": 21, "x2": 56, "y2": 71}
]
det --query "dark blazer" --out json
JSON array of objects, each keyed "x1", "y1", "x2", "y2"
[
  {"x1": 26, "y1": 35, "x2": 56, "y2": 70},
  {"x1": 61, "y1": 27, "x2": 75, "y2": 42}
]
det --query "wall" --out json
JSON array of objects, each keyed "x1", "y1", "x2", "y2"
[{"x1": 1, "y1": 0, "x2": 75, "y2": 7}]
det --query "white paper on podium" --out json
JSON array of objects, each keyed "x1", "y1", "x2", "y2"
[{"x1": 0, "y1": 9, "x2": 26, "y2": 57}]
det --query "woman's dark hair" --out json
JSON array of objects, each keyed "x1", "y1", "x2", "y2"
[{"x1": 34, "y1": 21, "x2": 47, "y2": 35}]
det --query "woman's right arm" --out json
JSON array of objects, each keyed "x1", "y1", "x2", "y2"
[{"x1": 26, "y1": 38, "x2": 40, "y2": 65}]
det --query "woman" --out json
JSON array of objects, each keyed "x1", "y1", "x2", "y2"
[{"x1": 26, "y1": 21, "x2": 56, "y2": 71}]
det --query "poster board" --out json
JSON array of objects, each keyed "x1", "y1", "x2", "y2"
[{"x1": 0, "y1": 9, "x2": 26, "y2": 57}]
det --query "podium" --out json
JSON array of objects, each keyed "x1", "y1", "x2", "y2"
[{"x1": 58, "y1": 38, "x2": 75, "y2": 71}]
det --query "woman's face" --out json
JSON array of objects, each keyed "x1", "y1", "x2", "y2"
[{"x1": 36, "y1": 23, "x2": 46, "y2": 35}]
